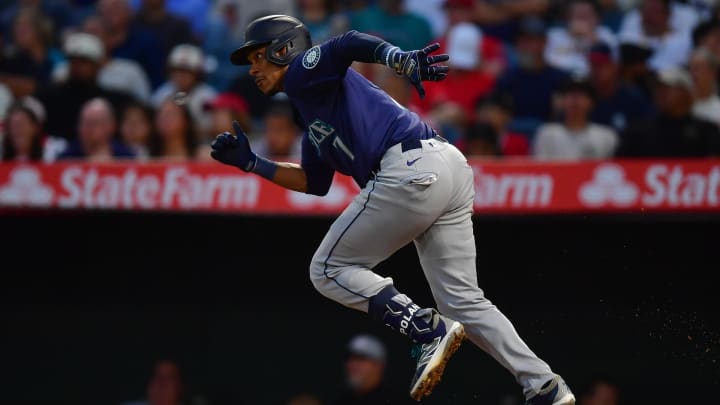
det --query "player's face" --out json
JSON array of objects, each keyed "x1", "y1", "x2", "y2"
[{"x1": 248, "y1": 47, "x2": 288, "y2": 96}]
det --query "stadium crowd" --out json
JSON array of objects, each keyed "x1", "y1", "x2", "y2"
[
  {"x1": 121, "y1": 335, "x2": 622, "y2": 405},
  {"x1": 1, "y1": 0, "x2": 720, "y2": 164}
]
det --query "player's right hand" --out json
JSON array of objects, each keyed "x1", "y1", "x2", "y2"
[{"x1": 210, "y1": 120, "x2": 257, "y2": 172}]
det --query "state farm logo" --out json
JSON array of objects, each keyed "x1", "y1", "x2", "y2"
[
  {"x1": 0, "y1": 166, "x2": 54, "y2": 207},
  {"x1": 579, "y1": 164, "x2": 639, "y2": 207},
  {"x1": 474, "y1": 167, "x2": 553, "y2": 208}
]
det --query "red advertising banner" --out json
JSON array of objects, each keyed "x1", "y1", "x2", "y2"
[{"x1": 0, "y1": 160, "x2": 718, "y2": 215}]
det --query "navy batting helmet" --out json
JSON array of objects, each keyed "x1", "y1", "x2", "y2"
[{"x1": 230, "y1": 15, "x2": 312, "y2": 66}]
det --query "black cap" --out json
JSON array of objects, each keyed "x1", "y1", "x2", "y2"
[
  {"x1": 559, "y1": 76, "x2": 595, "y2": 99},
  {"x1": 476, "y1": 91, "x2": 514, "y2": 113},
  {"x1": 619, "y1": 42, "x2": 653, "y2": 65},
  {"x1": 517, "y1": 15, "x2": 547, "y2": 38}
]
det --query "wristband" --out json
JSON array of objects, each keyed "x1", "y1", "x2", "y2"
[{"x1": 251, "y1": 154, "x2": 278, "y2": 181}]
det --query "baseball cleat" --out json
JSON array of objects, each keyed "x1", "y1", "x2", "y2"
[
  {"x1": 525, "y1": 376, "x2": 576, "y2": 405},
  {"x1": 408, "y1": 316, "x2": 465, "y2": 401}
]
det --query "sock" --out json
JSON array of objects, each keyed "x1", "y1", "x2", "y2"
[{"x1": 368, "y1": 285, "x2": 446, "y2": 344}]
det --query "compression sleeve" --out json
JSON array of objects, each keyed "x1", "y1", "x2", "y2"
[
  {"x1": 334, "y1": 30, "x2": 399, "y2": 65},
  {"x1": 284, "y1": 31, "x2": 401, "y2": 96}
]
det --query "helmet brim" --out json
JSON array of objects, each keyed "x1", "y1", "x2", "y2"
[{"x1": 230, "y1": 40, "x2": 271, "y2": 65}]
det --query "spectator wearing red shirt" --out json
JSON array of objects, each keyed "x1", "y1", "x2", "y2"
[{"x1": 412, "y1": 22, "x2": 495, "y2": 120}]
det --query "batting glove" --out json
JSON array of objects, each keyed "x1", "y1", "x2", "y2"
[
  {"x1": 382, "y1": 43, "x2": 450, "y2": 99},
  {"x1": 210, "y1": 120, "x2": 257, "y2": 172}
]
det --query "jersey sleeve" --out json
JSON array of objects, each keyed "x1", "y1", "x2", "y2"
[
  {"x1": 301, "y1": 134, "x2": 335, "y2": 196},
  {"x1": 284, "y1": 30, "x2": 387, "y2": 97}
]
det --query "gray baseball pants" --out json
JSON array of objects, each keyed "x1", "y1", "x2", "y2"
[{"x1": 309, "y1": 138, "x2": 555, "y2": 397}]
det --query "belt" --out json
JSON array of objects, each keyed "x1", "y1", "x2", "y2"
[
  {"x1": 371, "y1": 135, "x2": 448, "y2": 177},
  {"x1": 400, "y1": 135, "x2": 448, "y2": 152}
]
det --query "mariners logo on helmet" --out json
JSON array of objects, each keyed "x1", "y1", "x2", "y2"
[{"x1": 303, "y1": 46, "x2": 321, "y2": 69}]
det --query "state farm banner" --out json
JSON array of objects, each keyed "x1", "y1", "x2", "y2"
[
  {"x1": 0, "y1": 160, "x2": 718, "y2": 215},
  {"x1": 472, "y1": 160, "x2": 720, "y2": 213}
]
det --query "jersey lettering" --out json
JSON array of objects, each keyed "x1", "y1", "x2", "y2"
[
  {"x1": 308, "y1": 119, "x2": 355, "y2": 160},
  {"x1": 333, "y1": 136, "x2": 355, "y2": 160},
  {"x1": 308, "y1": 119, "x2": 335, "y2": 152}
]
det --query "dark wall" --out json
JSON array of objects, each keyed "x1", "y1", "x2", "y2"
[{"x1": 1, "y1": 212, "x2": 719, "y2": 405}]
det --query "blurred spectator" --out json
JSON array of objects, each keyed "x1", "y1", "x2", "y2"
[
  {"x1": 618, "y1": 0, "x2": 696, "y2": 70},
  {"x1": 0, "y1": 0, "x2": 73, "y2": 43},
  {"x1": 151, "y1": 44, "x2": 216, "y2": 137},
  {"x1": 128, "y1": 0, "x2": 209, "y2": 39},
  {"x1": 1, "y1": 96, "x2": 46, "y2": 162},
  {"x1": 120, "y1": 102, "x2": 155, "y2": 159},
  {"x1": 578, "y1": 377, "x2": 620, "y2": 405},
  {"x1": 597, "y1": 0, "x2": 626, "y2": 31},
  {"x1": 227, "y1": 73, "x2": 274, "y2": 124},
  {"x1": 95, "y1": 0, "x2": 165, "y2": 89},
  {"x1": 692, "y1": 18, "x2": 720, "y2": 58},
  {"x1": 206, "y1": 0, "x2": 294, "y2": 44},
  {"x1": 350, "y1": 0, "x2": 433, "y2": 51},
  {"x1": 436, "y1": 0, "x2": 508, "y2": 78},
  {"x1": 461, "y1": 122, "x2": 501, "y2": 157},
  {"x1": 474, "y1": 91, "x2": 530, "y2": 156},
  {"x1": 250, "y1": 100, "x2": 302, "y2": 162},
  {"x1": 466, "y1": 0, "x2": 552, "y2": 43},
  {"x1": 131, "y1": 0, "x2": 196, "y2": 61},
  {"x1": 413, "y1": 23, "x2": 495, "y2": 120},
  {"x1": 196, "y1": 92, "x2": 252, "y2": 160},
  {"x1": 79, "y1": 15, "x2": 152, "y2": 104},
  {"x1": 617, "y1": 41, "x2": 655, "y2": 96},
  {"x1": 588, "y1": 42, "x2": 653, "y2": 132},
  {"x1": 121, "y1": 359, "x2": 184, "y2": 405},
  {"x1": 0, "y1": 8, "x2": 64, "y2": 98},
  {"x1": 150, "y1": 98, "x2": 198, "y2": 160},
  {"x1": 332, "y1": 334, "x2": 411, "y2": 405},
  {"x1": 544, "y1": 0, "x2": 618, "y2": 76},
  {"x1": 534, "y1": 77, "x2": 619, "y2": 159},
  {"x1": 689, "y1": 47, "x2": 720, "y2": 127},
  {"x1": 203, "y1": 0, "x2": 243, "y2": 91},
  {"x1": 37, "y1": 32, "x2": 131, "y2": 141},
  {"x1": 299, "y1": 0, "x2": 350, "y2": 45},
  {"x1": 287, "y1": 393, "x2": 323, "y2": 405},
  {"x1": 58, "y1": 97, "x2": 135, "y2": 161},
  {"x1": 617, "y1": 67, "x2": 720, "y2": 156},
  {"x1": 205, "y1": 92, "x2": 252, "y2": 137},
  {"x1": 495, "y1": 16, "x2": 570, "y2": 137},
  {"x1": 0, "y1": 82, "x2": 12, "y2": 122},
  {"x1": 404, "y1": 0, "x2": 448, "y2": 38}
]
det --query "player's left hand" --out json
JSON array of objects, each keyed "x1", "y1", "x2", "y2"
[
  {"x1": 210, "y1": 121, "x2": 257, "y2": 171},
  {"x1": 387, "y1": 43, "x2": 449, "y2": 99}
]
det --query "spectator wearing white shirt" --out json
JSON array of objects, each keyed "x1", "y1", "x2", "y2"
[
  {"x1": 50, "y1": 24, "x2": 152, "y2": 105},
  {"x1": 534, "y1": 77, "x2": 619, "y2": 160},
  {"x1": 690, "y1": 47, "x2": 720, "y2": 127},
  {"x1": 151, "y1": 44, "x2": 217, "y2": 138},
  {"x1": 82, "y1": 14, "x2": 153, "y2": 104},
  {"x1": 618, "y1": 0, "x2": 697, "y2": 70},
  {"x1": 545, "y1": 0, "x2": 618, "y2": 76}
]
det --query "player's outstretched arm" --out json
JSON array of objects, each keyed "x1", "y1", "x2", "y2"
[
  {"x1": 335, "y1": 31, "x2": 449, "y2": 98},
  {"x1": 210, "y1": 121, "x2": 308, "y2": 193}
]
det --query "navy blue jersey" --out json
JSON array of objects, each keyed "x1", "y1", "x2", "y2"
[{"x1": 283, "y1": 31, "x2": 437, "y2": 194}]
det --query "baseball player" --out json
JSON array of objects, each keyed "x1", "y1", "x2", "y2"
[{"x1": 211, "y1": 15, "x2": 575, "y2": 405}]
